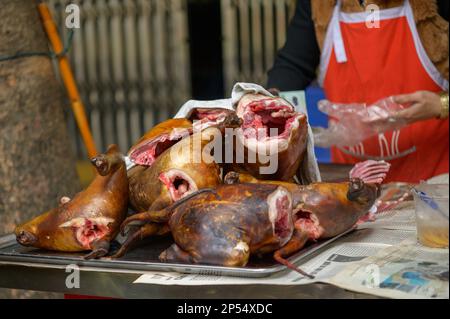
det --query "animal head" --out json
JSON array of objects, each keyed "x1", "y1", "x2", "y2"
[
  {"x1": 90, "y1": 144, "x2": 124, "y2": 176},
  {"x1": 347, "y1": 178, "x2": 379, "y2": 208}
]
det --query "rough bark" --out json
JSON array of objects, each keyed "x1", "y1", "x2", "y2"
[{"x1": 0, "y1": 0, "x2": 80, "y2": 238}]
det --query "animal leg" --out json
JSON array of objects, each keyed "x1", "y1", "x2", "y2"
[
  {"x1": 120, "y1": 210, "x2": 169, "y2": 235},
  {"x1": 84, "y1": 239, "x2": 110, "y2": 260},
  {"x1": 237, "y1": 173, "x2": 261, "y2": 183},
  {"x1": 223, "y1": 171, "x2": 260, "y2": 184},
  {"x1": 273, "y1": 229, "x2": 314, "y2": 279},
  {"x1": 161, "y1": 238, "x2": 251, "y2": 267},
  {"x1": 223, "y1": 171, "x2": 241, "y2": 184},
  {"x1": 120, "y1": 196, "x2": 171, "y2": 235},
  {"x1": 159, "y1": 243, "x2": 195, "y2": 264},
  {"x1": 112, "y1": 223, "x2": 168, "y2": 258},
  {"x1": 120, "y1": 188, "x2": 219, "y2": 234}
]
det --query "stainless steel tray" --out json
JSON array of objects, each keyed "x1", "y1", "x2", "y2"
[{"x1": 0, "y1": 230, "x2": 352, "y2": 278}]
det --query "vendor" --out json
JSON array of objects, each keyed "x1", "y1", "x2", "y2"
[{"x1": 267, "y1": 0, "x2": 449, "y2": 183}]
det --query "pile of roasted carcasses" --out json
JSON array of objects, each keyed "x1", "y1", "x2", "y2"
[{"x1": 15, "y1": 89, "x2": 390, "y2": 277}]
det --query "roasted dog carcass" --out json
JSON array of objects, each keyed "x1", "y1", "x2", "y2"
[
  {"x1": 15, "y1": 145, "x2": 128, "y2": 259},
  {"x1": 125, "y1": 175, "x2": 380, "y2": 277},
  {"x1": 113, "y1": 113, "x2": 242, "y2": 257}
]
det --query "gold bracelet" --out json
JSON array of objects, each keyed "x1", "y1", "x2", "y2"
[{"x1": 439, "y1": 91, "x2": 449, "y2": 119}]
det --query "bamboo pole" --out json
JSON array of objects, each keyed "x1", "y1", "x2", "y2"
[{"x1": 37, "y1": 1, "x2": 98, "y2": 158}]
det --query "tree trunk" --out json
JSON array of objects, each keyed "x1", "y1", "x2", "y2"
[{"x1": 0, "y1": 0, "x2": 80, "y2": 237}]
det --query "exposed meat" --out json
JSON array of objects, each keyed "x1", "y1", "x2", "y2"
[
  {"x1": 127, "y1": 115, "x2": 242, "y2": 213},
  {"x1": 189, "y1": 108, "x2": 236, "y2": 132},
  {"x1": 267, "y1": 187, "x2": 293, "y2": 245},
  {"x1": 234, "y1": 94, "x2": 308, "y2": 181},
  {"x1": 349, "y1": 160, "x2": 391, "y2": 184},
  {"x1": 241, "y1": 99, "x2": 296, "y2": 140},
  {"x1": 156, "y1": 184, "x2": 296, "y2": 266},
  {"x1": 15, "y1": 145, "x2": 128, "y2": 259},
  {"x1": 159, "y1": 168, "x2": 199, "y2": 202},
  {"x1": 190, "y1": 108, "x2": 235, "y2": 122},
  {"x1": 128, "y1": 118, "x2": 193, "y2": 167}
]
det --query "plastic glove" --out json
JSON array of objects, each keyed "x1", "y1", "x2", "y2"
[{"x1": 313, "y1": 96, "x2": 408, "y2": 148}]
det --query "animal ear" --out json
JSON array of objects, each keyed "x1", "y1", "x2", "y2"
[
  {"x1": 91, "y1": 144, "x2": 125, "y2": 176},
  {"x1": 106, "y1": 144, "x2": 119, "y2": 154},
  {"x1": 90, "y1": 154, "x2": 111, "y2": 176}
]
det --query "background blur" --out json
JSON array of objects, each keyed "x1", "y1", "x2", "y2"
[{"x1": 46, "y1": 0, "x2": 299, "y2": 162}]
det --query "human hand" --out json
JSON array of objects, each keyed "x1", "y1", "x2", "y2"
[
  {"x1": 392, "y1": 91, "x2": 442, "y2": 124},
  {"x1": 314, "y1": 97, "x2": 408, "y2": 147},
  {"x1": 267, "y1": 87, "x2": 280, "y2": 96}
]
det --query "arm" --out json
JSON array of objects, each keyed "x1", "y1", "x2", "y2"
[
  {"x1": 391, "y1": 1, "x2": 448, "y2": 123},
  {"x1": 437, "y1": 0, "x2": 449, "y2": 21},
  {"x1": 267, "y1": 0, "x2": 320, "y2": 91}
]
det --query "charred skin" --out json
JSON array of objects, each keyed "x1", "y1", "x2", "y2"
[
  {"x1": 112, "y1": 188, "x2": 219, "y2": 258},
  {"x1": 159, "y1": 183, "x2": 294, "y2": 267},
  {"x1": 224, "y1": 172, "x2": 377, "y2": 277},
  {"x1": 128, "y1": 152, "x2": 220, "y2": 212},
  {"x1": 293, "y1": 179, "x2": 378, "y2": 239},
  {"x1": 123, "y1": 145, "x2": 221, "y2": 258},
  {"x1": 128, "y1": 113, "x2": 242, "y2": 212},
  {"x1": 15, "y1": 145, "x2": 128, "y2": 258},
  {"x1": 189, "y1": 108, "x2": 236, "y2": 130},
  {"x1": 224, "y1": 171, "x2": 304, "y2": 206},
  {"x1": 269, "y1": 179, "x2": 376, "y2": 277},
  {"x1": 224, "y1": 171, "x2": 379, "y2": 239},
  {"x1": 128, "y1": 127, "x2": 223, "y2": 212},
  {"x1": 128, "y1": 118, "x2": 193, "y2": 167},
  {"x1": 235, "y1": 94, "x2": 308, "y2": 181},
  {"x1": 114, "y1": 114, "x2": 243, "y2": 258}
]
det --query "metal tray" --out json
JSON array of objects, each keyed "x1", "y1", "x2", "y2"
[{"x1": 0, "y1": 230, "x2": 352, "y2": 278}]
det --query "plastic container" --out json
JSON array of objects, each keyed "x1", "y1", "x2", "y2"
[{"x1": 412, "y1": 183, "x2": 449, "y2": 248}]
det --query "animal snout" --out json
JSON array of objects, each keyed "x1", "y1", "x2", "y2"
[
  {"x1": 347, "y1": 178, "x2": 365, "y2": 201},
  {"x1": 90, "y1": 155, "x2": 110, "y2": 176},
  {"x1": 16, "y1": 230, "x2": 37, "y2": 246},
  {"x1": 90, "y1": 156, "x2": 104, "y2": 167}
]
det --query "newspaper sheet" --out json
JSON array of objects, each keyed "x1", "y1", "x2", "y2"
[
  {"x1": 357, "y1": 204, "x2": 417, "y2": 231},
  {"x1": 133, "y1": 206, "x2": 448, "y2": 298},
  {"x1": 328, "y1": 240, "x2": 449, "y2": 299},
  {"x1": 133, "y1": 228, "x2": 416, "y2": 286}
]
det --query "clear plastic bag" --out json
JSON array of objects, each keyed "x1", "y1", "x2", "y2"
[{"x1": 313, "y1": 97, "x2": 408, "y2": 147}]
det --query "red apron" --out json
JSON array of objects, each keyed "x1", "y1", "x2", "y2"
[{"x1": 318, "y1": 0, "x2": 449, "y2": 183}]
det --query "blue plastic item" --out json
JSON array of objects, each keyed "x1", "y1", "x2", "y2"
[{"x1": 305, "y1": 84, "x2": 330, "y2": 163}]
